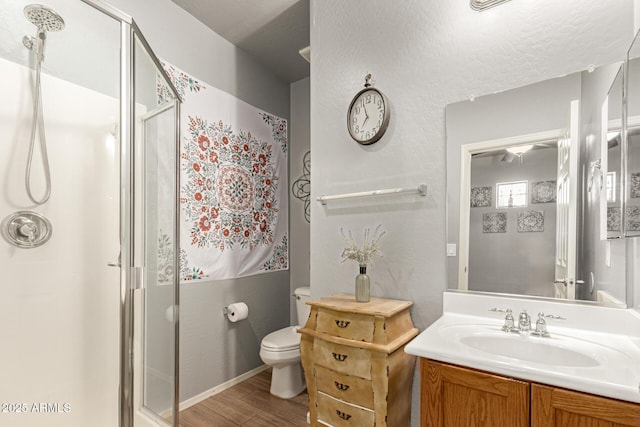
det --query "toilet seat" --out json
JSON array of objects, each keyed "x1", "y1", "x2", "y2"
[{"x1": 261, "y1": 326, "x2": 300, "y2": 352}]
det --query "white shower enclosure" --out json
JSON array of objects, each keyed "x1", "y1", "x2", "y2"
[{"x1": 0, "y1": 1, "x2": 180, "y2": 426}]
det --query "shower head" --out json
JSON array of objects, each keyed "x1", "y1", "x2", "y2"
[{"x1": 24, "y1": 4, "x2": 65, "y2": 32}]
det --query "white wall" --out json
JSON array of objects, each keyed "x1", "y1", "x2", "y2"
[
  {"x1": 309, "y1": 1, "x2": 634, "y2": 425},
  {"x1": 0, "y1": 57, "x2": 120, "y2": 427},
  {"x1": 106, "y1": 0, "x2": 293, "y2": 402},
  {"x1": 289, "y1": 77, "x2": 311, "y2": 322}
]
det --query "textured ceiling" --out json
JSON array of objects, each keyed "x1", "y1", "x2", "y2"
[{"x1": 171, "y1": 0, "x2": 310, "y2": 83}]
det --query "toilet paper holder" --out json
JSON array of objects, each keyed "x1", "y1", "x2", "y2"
[{"x1": 223, "y1": 302, "x2": 249, "y2": 322}]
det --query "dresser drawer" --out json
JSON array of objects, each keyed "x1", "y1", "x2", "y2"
[
  {"x1": 316, "y1": 308, "x2": 374, "y2": 342},
  {"x1": 314, "y1": 339, "x2": 372, "y2": 380},
  {"x1": 317, "y1": 392, "x2": 374, "y2": 427},
  {"x1": 315, "y1": 365, "x2": 374, "y2": 409}
]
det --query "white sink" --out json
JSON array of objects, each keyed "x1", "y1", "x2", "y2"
[
  {"x1": 405, "y1": 311, "x2": 640, "y2": 403},
  {"x1": 439, "y1": 323, "x2": 615, "y2": 368},
  {"x1": 459, "y1": 332, "x2": 599, "y2": 367}
]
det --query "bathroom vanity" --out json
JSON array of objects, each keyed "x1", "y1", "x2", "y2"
[
  {"x1": 422, "y1": 360, "x2": 640, "y2": 426},
  {"x1": 405, "y1": 292, "x2": 640, "y2": 427},
  {"x1": 298, "y1": 294, "x2": 419, "y2": 427}
]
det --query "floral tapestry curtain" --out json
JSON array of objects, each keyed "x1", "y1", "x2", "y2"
[{"x1": 160, "y1": 62, "x2": 288, "y2": 283}]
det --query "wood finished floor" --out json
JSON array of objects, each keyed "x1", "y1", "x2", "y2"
[{"x1": 179, "y1": 369, "x2": 309, "y2": 427}]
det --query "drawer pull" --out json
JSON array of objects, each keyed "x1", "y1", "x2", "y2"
[
  {"x1": 332, "y1": 352, "x2": 348, "y2": 362},
  {"x1": 336, "y1": 410, "x2": 352, "y2": 420},
  {"x1": 335, "y1": 320, "x2": 351, "y2": 328},
  {"x1": 334, "y1": 381, "x2": 350, "y2": 391}
]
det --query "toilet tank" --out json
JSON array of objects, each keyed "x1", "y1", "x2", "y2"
[{"x1": 294, "y1": 287, "x2": 311, "y2": 327}]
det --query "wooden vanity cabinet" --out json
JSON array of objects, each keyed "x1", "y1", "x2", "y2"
[
  {"x1": 422, "y1": 359, "x2": 529, "y2": 427},
  {"x1": 421, "y1": 359, "x2": 640, "y2": 427},
  {"x1": 531, "y1": 384, "x2": 640, "y2": 426},
  {"x1": 298, "y1": 294, "x2": 419, "y2": 427}
]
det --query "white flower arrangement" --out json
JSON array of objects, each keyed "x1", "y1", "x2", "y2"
[{"x1": 340, "y1": 225, "x2": 386, "y2": 267}]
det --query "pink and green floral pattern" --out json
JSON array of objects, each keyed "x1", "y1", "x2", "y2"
[
  {"x1": 262, "y1": 235, "x2": 288, "y2": 271},
  {"x1": 179, "y1": 248, "x2": 207, "y2": 281},
  {"x1": 157, "y1": 230, "x2": 174, "y2": 284},
  {"x1": 182, "y1": 115, "x2": 279, "y2": 251},
  {"x1": 259, "y1": 112, "x2": 288, "y2": 152},
  {"x1": 159, "y1": 61, "x2": 204, "y2": 103}
]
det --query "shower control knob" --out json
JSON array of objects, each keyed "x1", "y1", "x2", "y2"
[
  {"x1": 1, "y1": 211, "x2": 52, "y2": 248},
  {"x1": 19, "y1": 221, "x2": 38, "y2": 241}
]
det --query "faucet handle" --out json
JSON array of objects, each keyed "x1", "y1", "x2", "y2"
[
  {"x1": 501, "y1": 309, "x2": 515, "y2": 332},
  {"x1": 532, "y1": 312, "x2": 550, "y2": 337}
]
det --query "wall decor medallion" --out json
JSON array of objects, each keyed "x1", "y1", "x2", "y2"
[
  {"x1": 631, "y1": 172, "x2": 640, "y2": 198},
  {"x1": 347, "y1": 73, "x2": 390, "y2": 145},
  {"x1": 291, "y1": 151, "x2": 311, "y2": 223},
  {"x1": 482, "y1": 212, "x2": 507, "y2": 233},
  {"x1": 470, "y1": 186, "x2": 492, "y2": 208},
  {"x1": 531, "y1": 180, "x2": 557, "y2": 203},
  {"x1": 517, "y1": 210, "x2": 544, "y2": 232},
  {"x1": 627, "y1": 206, "x2": 640, "y2": 231},
  {"x1": 607, "y1": 207, "x2": 621, "y2": 232}
]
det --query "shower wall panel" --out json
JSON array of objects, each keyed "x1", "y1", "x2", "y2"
[{"x1": 0, "y1": 57, "x2": 120, "y2": 427}]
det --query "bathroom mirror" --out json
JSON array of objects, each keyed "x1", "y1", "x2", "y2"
[
  {"x1": 626, "y1": 33, "x2": 640, "y2": 237},
  {"x1": 446, "y1": 69, "x2": 628, "y2": 307},
  {"x1": 602, "y1": 65, "x2": 624, "y2": 239}
]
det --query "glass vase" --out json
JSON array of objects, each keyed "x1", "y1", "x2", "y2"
[{"x1": 355, "y1": 265, "x2": 370, "y2": 303}]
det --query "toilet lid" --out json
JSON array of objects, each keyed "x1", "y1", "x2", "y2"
[{"x1": 262, "y1": 326, "x2": 300, "y2": 352}]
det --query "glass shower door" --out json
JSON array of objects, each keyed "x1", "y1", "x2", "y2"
[{"x1": 132, "y1": 33, "x2": 179, "y2": 426}]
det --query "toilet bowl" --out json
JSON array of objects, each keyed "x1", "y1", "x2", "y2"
[{"x1": 259, "y1": 286, "x2": 311, "y2": 399}]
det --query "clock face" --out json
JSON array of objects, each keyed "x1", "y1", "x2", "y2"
[{"x1": 347, "y1": 88, "x2": 389, "y2": 145}]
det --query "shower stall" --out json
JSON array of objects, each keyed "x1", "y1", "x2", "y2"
[{"x1": 0, "y1": 1, "x2": 180, "y2": 426}]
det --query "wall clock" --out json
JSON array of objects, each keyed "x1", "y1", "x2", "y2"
[{"x1": 347, "y1": 74, "x2": 390, "y2": 145}]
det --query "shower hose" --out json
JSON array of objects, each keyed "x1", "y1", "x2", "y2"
[{"x1": 25, "y1": 52, "x2": 51, "y2": 205}]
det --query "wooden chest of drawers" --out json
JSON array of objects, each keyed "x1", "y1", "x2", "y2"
[{"x1": 298, "y1": 294, "x2": 419, "y2": 427}]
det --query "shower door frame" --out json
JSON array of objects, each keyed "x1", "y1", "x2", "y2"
[{"x1": 79, "y1": 2, "x2": 182, "y2": 427}]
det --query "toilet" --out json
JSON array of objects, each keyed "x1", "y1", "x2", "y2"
[{"x1": 259, "y1": 286, "x2": 311, "y2": 399}]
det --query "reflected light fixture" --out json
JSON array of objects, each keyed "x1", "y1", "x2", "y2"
[
  {"x1": 471, "y1": 0, "x2": 512, "y2": 11},
  {"x1": 607, "y1": 131, "x2": 620, "y2": 142},
  {"x1": 506, "y1": 144, "x2": 533, "y2": 164},
  {"x1": 506, "y1": 144, "x2": 533, "y2": 156}
]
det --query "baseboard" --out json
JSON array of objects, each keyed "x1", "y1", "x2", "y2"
[{"x1": 178, "y1": 364, "x2": 270, "y2": 411}]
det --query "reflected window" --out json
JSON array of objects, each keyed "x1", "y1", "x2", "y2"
[
  {"x1": 496, "y1": 180, "x2": 528, "y2": 208},
  {"x1": 606, "y1": 172, "x2": 616, "y2": 202}
]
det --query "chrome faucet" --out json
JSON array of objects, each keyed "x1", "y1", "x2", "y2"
[
  {"x1": 498, "y1": 308, "x2": 558, "y2": 337},
  {"x1": 518, "y1": 309, "x2": 531, "y2": 332},
  {"x1": 501, "y1": 309, "x2": 516, "y2": 332},
  {"x1": 531, "y1": 312, "x2": 550, "y2": 337}
]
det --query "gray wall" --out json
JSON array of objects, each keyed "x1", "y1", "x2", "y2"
[
  {"x1": 107, "y1": 0, "x2": 292, "y2": 402},
  {"x1": 469, "y1": 148, "x2": 558, "y2": 297},
  {"x1": 446, "y1": 73, "x2": 582, "y2": 292},
  {"x1": 289, "y1": 77, "x2": 311, "y2": 323},
  {"x1": 309, "y1": 1, "x2": 634, "y2": 425}
]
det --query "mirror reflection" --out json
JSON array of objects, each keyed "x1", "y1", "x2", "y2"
[
  {"x1": 604, "y1": 66, "x2": 623, "y2": 239},
  {"x1": 446, "y1": 68, "x2": 628, "y2": 307},
  {"x1": 627, "y1": 39, "x2": 640, "y2": 237},
  {"x1": 468, "y1": 142, "x2": 559, "y2": 298}
]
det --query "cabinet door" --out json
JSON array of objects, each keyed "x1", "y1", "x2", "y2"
[
  {"x1": 532, "y1": 384, "x2": 640, "y2": 426},
  {"x1": 421, "y1": 359, "x2": 529, "y2": 427}
]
